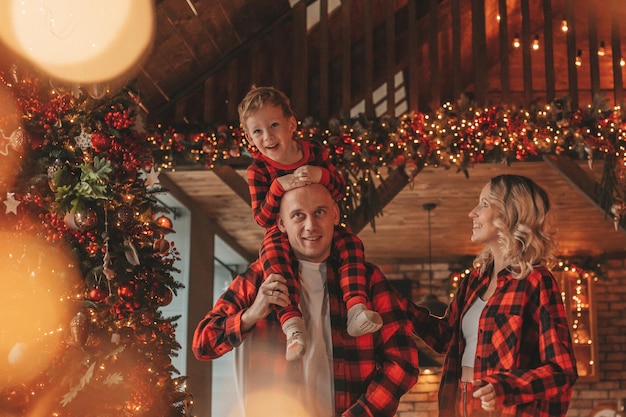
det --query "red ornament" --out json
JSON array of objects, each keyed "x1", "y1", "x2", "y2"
[
  {"x1": 89, "y1": 288, "x2": 106, "y2": 302},
  {"x1": 90, "y1": 131, "x2": 112, "y2": 152},
  {"x1": 155, "y1": 215, "x2": 173, "y2": 231},
  {"x1": 118, "y1": 281, "x2": 136, "y2": 299},
  {"x1": 152, "y1": 287, "x2": 173, "y2": 306}
]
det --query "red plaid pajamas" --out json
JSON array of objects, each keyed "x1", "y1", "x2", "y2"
[{"x1": 249, "y1": 139, "x2": 368, "y2": 325}]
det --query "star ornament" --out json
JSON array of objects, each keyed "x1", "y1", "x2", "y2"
[
  {"x1": 144, "y1": 167, "x2": 161, "y2": 188},
  {"x1": 4, "y1": 192, "x2": 21, "y2": 215}
]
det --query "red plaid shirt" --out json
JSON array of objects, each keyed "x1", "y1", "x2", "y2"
[
  {"x1": 192, "y1": 255, "x2": 419, "y2": 417},
  {"x1": 409, "y1": 265, "x2": 578, "y2": 417},
  {"x1": 249, "y1": 138, "x2": 368, "y2": 317},
  {"x1": 247, "y1": 139, "x2": 345, "y2": 229}
]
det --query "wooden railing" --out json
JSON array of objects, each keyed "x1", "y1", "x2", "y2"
[{"x1": 163, "y1": 0, "x2": 625, "y2": 127}]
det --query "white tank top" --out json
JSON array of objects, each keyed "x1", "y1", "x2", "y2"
[{"x1": 461, "y1": 297, "x2": 488, "y2": 367}]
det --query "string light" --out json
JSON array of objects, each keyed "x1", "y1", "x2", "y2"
[
  {"x1": 561, "y1": 17, "x2": 569, "y2": 32},
  {"x1": 513, "y1": 33, "x2": 521, "y2": 48},
  {"x1": 598, "y1": 41, "x2": 606, "y2": 57},
  {"x1": 575, "y1": 50, "x2": 583, "y2": 67},
  {"x1": 532, "y1": 34, "x2": 540, "y2": 51}
]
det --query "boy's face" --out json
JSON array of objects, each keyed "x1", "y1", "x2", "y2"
[{"x1": 244, "y1": 104, "x2": 297, "y2": 164}]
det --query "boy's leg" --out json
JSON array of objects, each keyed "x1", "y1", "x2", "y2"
[{"x1": 261, "y1": 225, "x2": 306, "y2": 360}]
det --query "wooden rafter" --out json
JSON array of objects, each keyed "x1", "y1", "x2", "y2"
[
  {"x1": 349, "y1": 167, "x2": 414, "y2": 234},
  {"x1": 543, "y1": 154, "x2": 624, "y2": 233},
  {"x1": 159, "y1": 172, "x2": 256, "y2": 261}
]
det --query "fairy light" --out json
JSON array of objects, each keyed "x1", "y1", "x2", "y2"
[
  {"x1": 532, "y1": 35, "x2": 540, "y2": 51},
  {"x1": 513, "y1": 34, "x2": 521, "y2": 48}
]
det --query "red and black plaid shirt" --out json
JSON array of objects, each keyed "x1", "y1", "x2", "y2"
[
  {"x1": 247, "y1": 139, "x2": 345, "y2": 229},
  {"x1": 409, "y1": 264, "x2": 578, "y2": 417},
  {"x1": 192, "y1": 255, "x2": 419, "y2": 417},
  {"x1": 249, "y1": 138, "x2": 367, "y2": 312}
]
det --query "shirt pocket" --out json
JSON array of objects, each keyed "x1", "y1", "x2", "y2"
[{"x1": 482, "y1": 313, "x2": 522, "y2": 371}]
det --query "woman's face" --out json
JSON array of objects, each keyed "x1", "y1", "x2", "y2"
[{"x1": 468, "y1": 183, "x2": 499, "y2": 247}]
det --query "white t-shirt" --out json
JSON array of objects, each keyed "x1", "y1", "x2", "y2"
[
  {"x1": 461, "y1": 296, "x2": 488, "y2": 367},
  {"x1": 298, "y1": 260, "x2": 335, "y2": 417}
]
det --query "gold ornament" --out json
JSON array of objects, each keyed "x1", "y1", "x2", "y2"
[
  {"x1": 68, "y1": 311, "x2": 88, "y2": 347},
  {"x1": 74, "y1": 208, "x2": 98, "y2": 231}
]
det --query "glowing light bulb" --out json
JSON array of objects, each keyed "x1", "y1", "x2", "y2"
[{"x1": 513, "y1": 34, "x2": 521, "y2": 48}]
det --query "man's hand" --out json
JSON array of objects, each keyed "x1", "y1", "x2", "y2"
[
  {"x1": 241, "y1": 274, "x2": 289, "y2": 332},
  {"x1": 472, "y1": 380, "x2": 497, "y2": 411},
  {"x1": 293, "y1": 165, "x2": 322, "y2": 184}
]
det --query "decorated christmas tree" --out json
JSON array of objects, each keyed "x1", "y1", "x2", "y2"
[{"x1": 0, "y1": 66, "x2": 191, "y2": 416}]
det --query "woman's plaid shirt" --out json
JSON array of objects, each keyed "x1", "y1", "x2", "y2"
[
  {"x1": 409, "y1": 265, "x2": 578, "y2": 417},
  {"x1": 192, "y1": 256, "x2": 419, "y2": 417}
]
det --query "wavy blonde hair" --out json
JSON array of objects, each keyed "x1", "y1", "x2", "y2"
[{"x1": 474, "y1": 174, "x2": 557, "y2": 279}]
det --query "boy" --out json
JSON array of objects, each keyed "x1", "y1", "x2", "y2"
[{"x1": 239, "y1": 86, "x2": 382, "y2": 361}]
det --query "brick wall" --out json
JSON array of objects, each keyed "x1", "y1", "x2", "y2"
[{"x1": 384, "y1": 258, "x2": 626, "y2": 416}]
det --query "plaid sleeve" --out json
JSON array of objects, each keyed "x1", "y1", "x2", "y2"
[
  {"x1": 192, "y1": 260, "x2": 263, "y2": 360},
  {"x1": 340, "y1": 266, "x2": 419, "y2": 417},
  {"x1": 247, "y1": 161, "x2": 284, "y2": 228}
]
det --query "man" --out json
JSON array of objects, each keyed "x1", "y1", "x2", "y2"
[{"x1": 192, "y1": 183, "x2": 419, "y2": 417}]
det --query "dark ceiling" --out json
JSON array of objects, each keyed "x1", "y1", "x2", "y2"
[{"x1": 0, "y1": 0, "x2": 624, "y2": 264}]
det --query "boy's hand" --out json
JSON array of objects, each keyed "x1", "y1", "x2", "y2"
[
  {"x1": 276, "y1": 173, "x2": 308, "y2": 191},
  {"x1": 294, "y1": 165, "x2": 322, "y2": 184}
]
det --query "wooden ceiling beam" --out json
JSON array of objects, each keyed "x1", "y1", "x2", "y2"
[
  {"x1": 543, "y1": 154, "x2": 624, "y2": 233},
  {"x1": 349, "y1": 167, "x2": 415, "y2": 234},
  {"x1": 159, "y1": 172, "x2": 256, "y2": 262},
  {"x1": 212, "y1": 165, "x2": 251, "y2": 206}
]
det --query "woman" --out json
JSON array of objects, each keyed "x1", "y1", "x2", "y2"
[{"x1": 411, "y1": 174, "x2": 577, "y2": 416}]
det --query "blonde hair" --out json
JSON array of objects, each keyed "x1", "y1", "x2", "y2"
[
  {"x1": 237, "y1": 86, "x2": 295, "y2": 133},
  {"x1": 474, "y1": 174, "x2": 557, "y2": 279}
]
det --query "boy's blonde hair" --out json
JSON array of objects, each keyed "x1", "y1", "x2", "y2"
[{"x1": 238, "y1": 86, "x2": 295, "y2": 133}]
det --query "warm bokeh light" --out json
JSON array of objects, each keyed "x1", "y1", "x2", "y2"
[
  {"x1": 0, "y1": 232, "x2": 81, "y2": 388},
  {"x1": 0, "y1": 0, "x2": 155, "y2": 83},
  {"x1": 0, "y1": 83, "x2": 22, "y2": 193},
  {"x1": 234, "y1": 389, "x2": 313, "y2": 417}
]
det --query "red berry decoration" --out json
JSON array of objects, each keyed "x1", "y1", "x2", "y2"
[
  {"x1": 118, "y1": 281, "x2": 136, "y2": 299},
  {"x1": 90, "y1": 131, "x2": 112, "y2": 152}
]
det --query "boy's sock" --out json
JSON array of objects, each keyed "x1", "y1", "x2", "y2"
[
  {"x1": 282, "y1": 316, "x2": 306, "y2": 361},
  {"x1": 347, "y1": 303, "x2": 383, "y2": 337}
]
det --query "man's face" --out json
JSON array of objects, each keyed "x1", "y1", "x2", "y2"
[{"x1": 277, "y1": 184, "x2": 339, "y2": 263}]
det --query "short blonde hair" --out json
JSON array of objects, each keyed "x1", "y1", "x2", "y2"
[{"x1": 238, "y1": 86, "x2": 295, "y2": 133}]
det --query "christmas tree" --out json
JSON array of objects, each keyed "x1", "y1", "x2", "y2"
[{"x1": 0, "y1": 65, "x2": 192, "y2": 416}]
